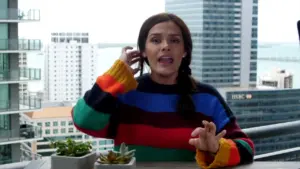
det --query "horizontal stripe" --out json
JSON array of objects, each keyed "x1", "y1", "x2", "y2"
[
  {"x1": 235, "y1": 139, "x2": 254, "y2": 155},
  {"x1": 72, "y1": 110, "x2": 109, "y2": 138},
  {"x1": 96, "y1": 74, "x2": 125, "y2": 96},
  {"x1": 114, "y1": 145, "x2": 196, "y2": 162},
  {"x1": 227, "y1": 139, "x2": 240, "y2": 166},
  {"x1": 118, "y1": 104, "x2": 213, "y2": 128},
  {"x1": 103, "y1": 59, "x2": 138, "y2": 94},
  {"x1": 83, "y1": 83, "x2": 119, "y2": 114},
  {"x1": 207, "y1": 138, "x2": 231, "y2": 168},
  {"x1": 73, "y1": 98, "x2": 110, "y2": 131},
  {"x1": 114, "y1": 124, "x2": 195, "y2": 151},
  {"x1": 235, "y1": 139, "x2": 254, "y2": 164},
  {"x1": 237, "y1": 138, "x2": 255, "y2": 152},
  {"x1": 118, "y1": 91, "x2": 229, "y2": 131}
]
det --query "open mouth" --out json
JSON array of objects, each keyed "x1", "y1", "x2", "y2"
[{"x1": 158, "y1": 56, "x2": 174, "y2": 64}]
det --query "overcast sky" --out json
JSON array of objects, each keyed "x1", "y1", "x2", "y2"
[{"x1": 19, "y1": 0, "x2": 300, "y2": 44}]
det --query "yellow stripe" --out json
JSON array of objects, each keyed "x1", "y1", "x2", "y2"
[
  {"x1": 104, "y1": 59, "x2": 138, "y2": 92},
  {"x1": 195, "y1": 138, "x2": 232, "y2": 169}
]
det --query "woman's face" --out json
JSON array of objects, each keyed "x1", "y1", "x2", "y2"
[{"x1": 143, "y1": 21, "x2": 185, "y2": 78}]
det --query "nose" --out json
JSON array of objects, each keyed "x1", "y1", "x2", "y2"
[{"x1": 161, "y1": 40, "x2": 170, "y2": 51}]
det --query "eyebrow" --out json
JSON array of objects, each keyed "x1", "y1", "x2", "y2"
[{"x1": 149, "y1": 33, "x2": 181, "y2": 37}]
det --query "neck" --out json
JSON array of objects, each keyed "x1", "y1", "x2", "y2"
[{"x1": 150, "y1": 72, "x2": 178, "y2": 85}]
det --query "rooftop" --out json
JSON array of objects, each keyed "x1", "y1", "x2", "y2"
[{"x1": 25, "y1": 107, "x2": 72, "y2": 119}]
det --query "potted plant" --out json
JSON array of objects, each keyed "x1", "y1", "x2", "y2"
[
  {"x1": 95, "y1": 142, "x2": 136, "y2": 169},
  {"x1": 50, "y1": 138, "x2": 96, "y2": 169}
]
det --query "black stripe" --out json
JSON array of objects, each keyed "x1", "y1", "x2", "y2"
[
  {"x1": 234, "y1": 140, "x2": 254, "y2": 165},
  {"x1": 83, "y1": 83, "x2": 119, "y2": 114}
]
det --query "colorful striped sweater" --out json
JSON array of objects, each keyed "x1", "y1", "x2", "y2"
[{"x1": 72, "y1": 59, "x2": 254, "y2": 169}]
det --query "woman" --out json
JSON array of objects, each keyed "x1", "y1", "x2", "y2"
[{"x1": 72, "y1": 13, "x2": 254, "y2": 168}]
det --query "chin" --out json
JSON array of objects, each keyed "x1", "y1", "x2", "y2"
[{"x1": 156, "y1": 70, "x2": 177, "y2": 77}]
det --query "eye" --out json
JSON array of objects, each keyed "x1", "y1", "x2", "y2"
[
  {"x1": 151, "y1": 38, "x2": 161, "y2": 44},
  {"x1": 171, "y1": 38, "x2": 180, "y2": 43}
]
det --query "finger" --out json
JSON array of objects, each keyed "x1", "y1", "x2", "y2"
[
  {"x1": 132, "y1": 67, "x2": 140, "y2": 75},
  {"x1": 122, "y1": 46, "x2": 133, "y2": 53},
  {"x1": 209, "y1": 122, "x2": 217, "y2": 135},
  {"x1": 127, "y1": 50, "x2": 141, "y2": 57},
  {"x1": 202, "y1": 120, "x2": 209, "y2": 133},
  {"x1": 216, "y1": 130, "x2": 227, "y2": 140},
  {"x1": 188, "y1": 138, "x2": 201, "y2": 147},
  {"x1": 191, "y1": 127, "x2": 205, "y2": 137},
  {"x1": 129, "y1": 57, "x2": 141, "y2": 66}
]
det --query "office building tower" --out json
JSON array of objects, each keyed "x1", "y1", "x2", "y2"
[
  {"x1": 0, "y1": 0, "x2": 42, "y2": 164},
  {"x1": 166, "y1": 0, "x2": 258, "y2": 88},
  {"x1": 44, "y1": 32, "x2": 97, "y2": 102}
]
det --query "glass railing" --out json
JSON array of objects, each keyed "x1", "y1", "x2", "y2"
[
  {"x1": 0, "y1": 125, "x2": 42, "y2": 143},
  {"x1": 0, "y1": 96, "x2": 42, "y2": 113},
  {"x1": 0, "y1": 8, "x2": 40, "y2": 21},
  {"x1": 0, "y1": 68, "x2": 41, "y2": 81},
  {"x1": 0, "y1": 39, "x2": 42, "y2": 51}
]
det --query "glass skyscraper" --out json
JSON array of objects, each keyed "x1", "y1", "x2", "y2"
[
  {"x1": 165, "y1": 0, "x2": 258, "y2": 88},
  {"x1": 0, "y1": 0, "x2": 42, "y2": 164}
]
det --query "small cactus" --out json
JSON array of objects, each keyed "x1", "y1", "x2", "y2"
[{"x1": 98, "y1": 143, "x2": 135, "y2": 164}]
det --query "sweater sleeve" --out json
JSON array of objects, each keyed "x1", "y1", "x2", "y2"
[
  {"x1": 195, "y1": 87, "x2": 254, "y2": 169},
  {"x1": 72, "y1": 59, "x2": 138, "y2": 138}
]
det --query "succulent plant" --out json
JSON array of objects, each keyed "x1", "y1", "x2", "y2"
[
  {"x1": 98, "y1": 142, "x2": 135, "y2": 164},
  {"x1": 50, "y1": 138, "x2": 92, "y2": 157}
]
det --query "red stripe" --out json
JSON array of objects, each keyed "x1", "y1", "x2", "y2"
[
  {"x1": 96, "y1": 74, "x2": 125, "y2": 96},
  {"x1": 114, "y1": 124, "x2": 196, "y2": 151},
  {"x1": 71, "y1": 109, "x2": 108, "y2": 138},
  {"x1": 227, "y1": 140, "x2": 240, "y2": 166}
]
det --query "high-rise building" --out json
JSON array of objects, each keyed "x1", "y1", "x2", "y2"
[
  {"x1": 44, "y1": 32, "x2": 97, "y2": 102},
  {"x1": 0, "y1": 0, "x2": 42, "y2": 164},
  {"x1": 258, "y1": 69, "x2": 293, "y2": 89},
  {"x1": 19, "y1": 53, "x2": 28, "y2": 97},
  {"x1": 226, "y1": 88, "x2": 300, "y2": 155},
  {"x1": 165, "y1": 0, "x2": 258, "y2": 88}
]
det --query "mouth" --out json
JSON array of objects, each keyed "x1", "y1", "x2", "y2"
[{"x1": 158, "y1": 56, "x2": 174, "y2": 64}]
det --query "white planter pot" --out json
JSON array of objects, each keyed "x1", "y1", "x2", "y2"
[
  {"x1": 51, "y1": 152, "x2": 96, "y2": 169},
  {"x1": 94, "y1": 157, "x2": 136, "y2": 169}
]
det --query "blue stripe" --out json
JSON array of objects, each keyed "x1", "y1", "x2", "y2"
[{"x1": 117, "y1": 90, "x2": 229, "y2": 131}]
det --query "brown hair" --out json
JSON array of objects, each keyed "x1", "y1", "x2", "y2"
[{"x1": 137, "y1": 13, "x2": 197, "y2": 119}]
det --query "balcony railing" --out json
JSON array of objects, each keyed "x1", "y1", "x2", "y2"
[
  {"x1": 0, "y1": 68, "x2": 41, "y2": 82},
  {"x1": 0, "y1": 8, "x2": 40, "y2": 21},
  {"x1": 0, "y1": 96, "x2": 42, "y2": 114},
  {"x1": 0, "y1": 125, "x2": 42, "y2": 144},
  {"x1": 241, "y1": 120, "x2": 300, "y2": 161},
  {"x1": 0, "y1": 39, "x2": 42, "y2": 51}
]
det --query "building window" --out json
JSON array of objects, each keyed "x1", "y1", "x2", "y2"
[
  {"x1": 61, "y1": 128, "x2": 66, "y2": 134},
  {"x1": 53, "y1": 129, "x2": 58, "y2": 134},
  {"x1": 68, "y1": 128, "x2": 74, "y2": 133},
  {"x1": 45, "y1": 129, "x2": 50, "y2": 135},
  {"x1": 61, "y1": 121, "x2": 66, "y2": 126},
  {"x1": 68, "y1": 121, "x2": 73, "y2": 126},
  {"x1": 53, "y1": 121, "x2": 58, "y2": 126},
  {"x1": 37, "y1": 122, "x2": 42, "y2": 126},
  {"x1": 45, "y1": 122, "x2": 50, "y2": 127}
]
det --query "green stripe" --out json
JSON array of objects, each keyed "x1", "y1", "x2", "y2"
[
  {"x1": 73, "y1": 98, "x2": 110, "y2": 130},
  {"x1": 235, "y1": 139, "x2": 253, "y2": 155},
  {"x1": 114, "y1": 145, "x2": 195, "y2": 162}
]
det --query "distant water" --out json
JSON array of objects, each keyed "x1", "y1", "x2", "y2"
[
  {"x1": 258, "y1": 43, "x2": 300, "y2": 88},
  {"x1": 257, "y1": 60, "x2": 300, "y2": 88}
]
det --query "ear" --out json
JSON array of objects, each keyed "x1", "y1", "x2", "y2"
[{"x1": 183, "y1": 52, "x2": 187, "y2": 58}]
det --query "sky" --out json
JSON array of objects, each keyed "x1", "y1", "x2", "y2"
[
  {"x1": 19, "y1": 0, "x2": 300, "y2": 44},
  {"x1": 19, "y1": 0, "x2": 300, "y2": 92}
]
